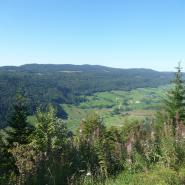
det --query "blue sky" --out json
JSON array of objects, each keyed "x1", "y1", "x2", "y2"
[{"x1": 0, "y1": 0, "x2": 185, "y2": 71}]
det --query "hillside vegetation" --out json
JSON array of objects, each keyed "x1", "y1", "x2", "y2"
[
  {"x1": 0, "y1": 64, "x2": 173, "y2": 127},
  {"x1": 1, "y1": 64, "x2": 185, "y2": 185}
]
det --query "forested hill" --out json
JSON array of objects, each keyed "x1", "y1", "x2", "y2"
[
  {"x1": 0, "y1": 63, "x2": 173, "y2": 75},
  {"x1": 0, "y1": 64, "x2": 174, "y2": 92},
  {"x1": 0, "y1": 64, "x2": 174, "y2": 127}
]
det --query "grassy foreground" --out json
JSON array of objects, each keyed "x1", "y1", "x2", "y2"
[{"x1": 82, "y1": 165, "x2": 185, "y2": 185}]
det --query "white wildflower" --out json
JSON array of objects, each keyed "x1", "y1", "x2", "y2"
[{"x1": 86, "y1": 172, "x2": 91, "y2": 176}]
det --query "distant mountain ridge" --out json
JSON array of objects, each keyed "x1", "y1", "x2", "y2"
[
  {"x1": 0, "y1": 64, "x2": 170, "y2": 73},
  {"x1": 0, "y1": 64, "x2": 175, "y2": 128}
]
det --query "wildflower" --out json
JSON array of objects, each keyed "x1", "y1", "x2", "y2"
[{"x1": 86, "y1": 171, "x2": 91, "y2": 176}]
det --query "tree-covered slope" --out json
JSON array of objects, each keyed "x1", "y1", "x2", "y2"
[{"x1": 0, "y1": 64, "x2": 174, "y2": 127}]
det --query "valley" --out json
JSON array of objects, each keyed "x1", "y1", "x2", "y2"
[{"x1": 62, "y1": 85, "x2": 170, "y2": 130}]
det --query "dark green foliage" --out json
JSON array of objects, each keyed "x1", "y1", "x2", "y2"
[
  {"x1": 163, "y1": 63, "x2": 185, "y2": 121},
  {"x1": 104, "y1": 127, "x2": 125, "y2": 174},
  {"x1": 7, "y1": 95, "x2": 34, "y2": 145},
  {"x1": 77, "y1": 113, "x2": 125, "y2": 181},
  {"x1": 32, "y1": 105, "x2": 72, "y2": 185},
  {"x1": 1, "y1": 95, "x2": 33, "y2": 184},
  {"x1": 3, "y1": 105, "x2": 77, "y2": 185},
  {"x1": 77, "y1": 114, "x2": 108, "y2": 179},
  {"x1": 0, "y1": 132, "x2": 18, "y2": 184}
]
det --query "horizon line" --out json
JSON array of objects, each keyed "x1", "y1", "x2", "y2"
[{"x1": 0, "y1": 63, "x2": 177, "y2": 73}]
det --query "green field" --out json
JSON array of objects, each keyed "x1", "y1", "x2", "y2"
[{"x1": 62, "y1": 85, "x2": 170, "y2": 130}]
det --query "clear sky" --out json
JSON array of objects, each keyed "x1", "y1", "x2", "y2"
[{"x1": 0, "y1": 0, "x2": 185, "y2": 71}]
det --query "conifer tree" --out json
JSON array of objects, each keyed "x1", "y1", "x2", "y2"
[
  {"x1": 0, "y1": 131, "x2": 18, "y2": 184},
  {"x1": 7, "y1": 94, "x2": 33, "y2": 145},
  {"x1": 163, "y1": 62, "x2": 185, "y2": 122}
]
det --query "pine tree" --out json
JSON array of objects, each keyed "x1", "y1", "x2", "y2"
[
  {"x1": 7, "y1": 94, "x2": 33, "y2": 145},
  {"x1": 0, "y1": 131, "x2": 18, "y2": 184},
  {"x1": 163, "y1": 62, "x2": 185, "y2": 122}
]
